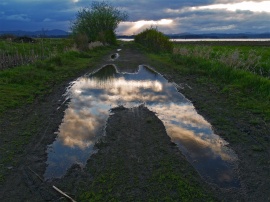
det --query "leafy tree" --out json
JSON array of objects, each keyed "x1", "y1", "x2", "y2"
[{"x1": 71, "y1": 1, "x2": 128, "y2": 45}]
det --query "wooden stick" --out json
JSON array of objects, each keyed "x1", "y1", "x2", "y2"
[
  {"x1": 53, "y1": 185, "x2": 77, "y2": 202},
  {"x1": 28, "y1": 167, "x2": 44, "y2": 182}
]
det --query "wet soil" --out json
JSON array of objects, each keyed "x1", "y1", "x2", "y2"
[
  {"x1": 52, "y1": 105, "x2": 214, "y2": 201},
  {"x1": 0, "y1": 43, "x2": 269, "y2": 201}
]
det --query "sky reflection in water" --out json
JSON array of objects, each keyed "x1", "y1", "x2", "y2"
[{"x1": 45, "y1": 65, "x2": 239, "y2": 188}]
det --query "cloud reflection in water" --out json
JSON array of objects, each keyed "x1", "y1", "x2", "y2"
[{"x1": 45, "y1": 65, "x2": 239, "y2": 187}]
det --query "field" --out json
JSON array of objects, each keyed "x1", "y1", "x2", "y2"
[
  {"x1": 0, "y1": 38, "x2": 112, "y2": 114},
  {"x1": 168, "y1": 41, "x2": 270, "y2": 120},
  {"x1": 173, "y1": 41, "x2": 270, "y2": 78},
  {"x1": 0, "y1": 38, "x2": 270, "y2": 201},
  {"x1": 0, "y1": 38, "x2": 74, "y2": 70}
]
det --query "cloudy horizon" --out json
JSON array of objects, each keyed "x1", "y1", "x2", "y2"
[{"x1": 0, "y1": 0, "x2": 270, "y2": 35}]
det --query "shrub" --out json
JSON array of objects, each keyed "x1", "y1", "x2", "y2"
[
  {"x1": 97, "y1": 30, "x2": 117, "y2": 45},
  {"x1": 71, "y1": 1, "x2": 128, "y2": 45},
  {"x1": 134, "y1": 27, "x2": 173, "y2": 53},
  {"x1": 74, "y1": 33, "x2": 89, "y2": 51}
]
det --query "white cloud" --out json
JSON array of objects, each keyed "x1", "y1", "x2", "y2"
[
  {"x1": 1, "y1": 0, "x2": 270, "y2": 34},
  {"x1": 119, "y1": 19, "x2": 174, "y2": 35},
  {"x1": 201, "y1": 25, "x2": 236, "y2": 31},
  {"x1": 43, "y1": 18, "x2": 53, "y2": 22},
  {"x1": 193, "y1": 1, "x2": 270, "y2": 13},
  {"x1": 5, "y1": 14, "x2": 31, "y2": 22}
]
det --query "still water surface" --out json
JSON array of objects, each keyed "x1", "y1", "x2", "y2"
[{"x1": 45, "y1": 64, "x2": 239, "y2": 188}]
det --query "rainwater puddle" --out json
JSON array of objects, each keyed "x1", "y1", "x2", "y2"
[
  {"x1": 110, "y1": 53, "x2": 119, "y2": 60},
  {"x1": 45, "y1": 65, "x2": 240, "y2": 188}
]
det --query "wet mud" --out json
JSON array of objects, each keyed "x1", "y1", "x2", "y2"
[
  {"x1": 52, "y1": 105, "x2": 214, "y2": 201},
  {"x1": 0, "y1": 43, "x2": 269, "y2": 201}
]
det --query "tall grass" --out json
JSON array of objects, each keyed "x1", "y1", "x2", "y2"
[
  {"x1": 173, "y1": 44, "x2": 270, "y2": 78},
  {"x1": 0, "y1": 38, "x2": 74, "y2": 70},
  {"x1": 0, "y1": 46, "x2": 112, "y2": 114},
  {"x1": 135, "y1": 27, "x2": 173, "y2": 53},
  {"x1": 141, "y1": 39, "x2": 270, "y2": 119}
]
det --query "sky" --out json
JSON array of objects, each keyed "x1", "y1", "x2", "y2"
[{"x1": 0, "y1": 0, "x2": 270, "y2": 35}]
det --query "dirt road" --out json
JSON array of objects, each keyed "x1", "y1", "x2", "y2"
[{"x1": 0, "y1": 43, "x2": 269, "y2": 201}]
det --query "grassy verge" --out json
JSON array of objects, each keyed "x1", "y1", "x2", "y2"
[
  {"x1": 173, "y1": 43, "x2": 270, "y2": 78},
  {"x1": 0, "y1": 38, "x2": 74, "y2": 70},
  {"x1": 0, "y1": 45, "x2": 113, "y2": 183},
  {"x1": 146, "y1": 45, "x2": 270, "y2": 121},
  {"x1": 0, "y1": 47, "x2": 112, "y2": 114}
]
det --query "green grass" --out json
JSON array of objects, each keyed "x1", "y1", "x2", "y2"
[
  {"x1": 0, "y1": 47, "x2": 112, "y2": 115},
  {"x1": 173, "y1": 44, "x2": 270, "y2": 78},
  {"x1": 0, "y1": 38, "x2": 75, "y2": 70},
  {"x1": 0, "y1": 43, "x2": 113, "y2": 184},
  {"x1": 146, "y1": 44, "x2": 270, "y2": 121},
  {"x1": 0, "y1": 38, "x2": 73, "y2": 55}
]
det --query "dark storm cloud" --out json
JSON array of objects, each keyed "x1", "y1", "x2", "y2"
[
  {"x1": 0, "y1": 0, "x2": 269, "y2": 34},
  {"x1": 166, "y1": 8, "x2": 270, "y2": 34},
  {"x1": 0, "y1": 0, "x2": 79, "y2": 30}
]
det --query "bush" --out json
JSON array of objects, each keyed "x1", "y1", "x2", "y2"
[
  {"x1": 97, "y1": 30, "x2": 117, "y2": 45},
  {"x1": 71, "y1": 1, "x2": 128, "y2": 45},
  {"x1": 74, "y1": 33, "x2": 89, "y2": 51},
  {"x1": 135, "y1": 27, "x2": 173, "y2": 53}
]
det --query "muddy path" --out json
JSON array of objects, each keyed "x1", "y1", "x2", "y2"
[{"x1": 0, "y1": 43, "x2": 269, "y2": 201}]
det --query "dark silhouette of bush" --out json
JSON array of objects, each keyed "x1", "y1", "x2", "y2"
[
  {"x1": 0, "y1": 34, "x2": 16, "y2": 40},
  {"x1": 135, "y1": 27, "x2": 173, "y2": 53},
  {"x1": 13, "y1": 36, "x2": 36, "y2": 43}
]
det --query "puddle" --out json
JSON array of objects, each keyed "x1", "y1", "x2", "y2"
[
  {"x1": 110, "y1": 53, "x2": 119, "y2": 60},
  {"x1": 45, "y1": 65, "x2": 240, "y2": 188}
]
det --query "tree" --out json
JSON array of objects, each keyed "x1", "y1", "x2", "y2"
[{"x1": 71, "y1": 1, "x2": 128, "y2": 45}]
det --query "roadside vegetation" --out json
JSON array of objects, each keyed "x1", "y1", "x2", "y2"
[
  {"x1": 173, "y1": 43, "x2": 270, "y2": 78},
  {"x1": 172, "y1": 44, "x2": 270, "y2": 119},
  {"x1": 134, "y1": 33, "x2": 270, "y2": 200},
  {"x1": 135, "y1": 27, "x2": 173, "y2": 53},
  {"x1": 0, "y1": 41, "x2": 113, "y2": 183},
  {"x1": 0, "y1": 35, "x2": 113, "y2": 115},
  {"x1": 0, "y1": 37, "x2": 74, "y2": 70},
  {"x1": 134, "y1": 34, "x2": 270, "y2": 120}
]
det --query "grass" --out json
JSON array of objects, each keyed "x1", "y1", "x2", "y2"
[
  {"x1": 0, "y1": 38, "x2": 74, "y2": 70},
  {"x1": 145, "y1": 43, "x2": 270, "y2": 121},
  {"x1": 173, "y1": 44, "x2": 270, "y2": 78},
  {"x1": 0, "y1": 47, "x2": 112, "y2": 115},
  {"x1": 0, "y1": 43, "x2": 113, "y2": 183}
]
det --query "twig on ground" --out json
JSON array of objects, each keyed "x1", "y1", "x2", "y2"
[
  {"x1": 53, "y1": 185, "x2": 77, "y2": 202},
  {"x1": 28, "y1": 167, "x2": 44, "y2": 182}
]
